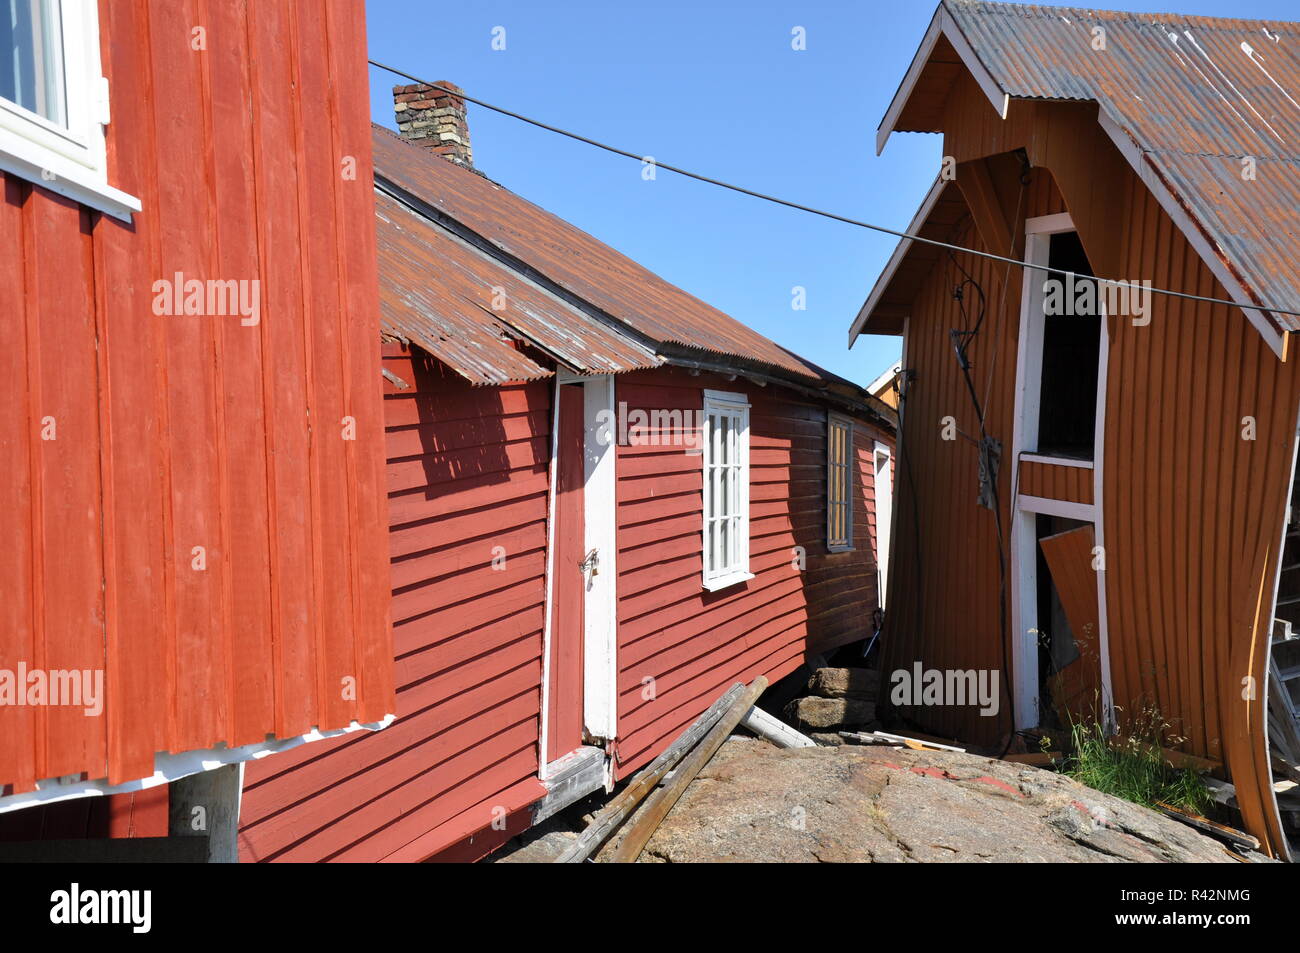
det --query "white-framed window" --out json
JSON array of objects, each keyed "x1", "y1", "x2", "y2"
[
  {"x1": 827, "y1": 413, "x2": 854, "y2": 552},
  {"x1": 701, "y1": 389, "x2": 751, "y2": 591},
  {"x1": 0, "y1": 0, "x2": 139, "y2": 219}
]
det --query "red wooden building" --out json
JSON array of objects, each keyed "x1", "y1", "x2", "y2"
[
  {"x1": 0, "y1": 0, "x2": 393, "y2": 858},
  {"x1": 237, "y1": 85, "x2": 896, "y2": 862}
]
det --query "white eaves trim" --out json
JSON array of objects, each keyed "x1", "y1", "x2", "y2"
[
  {"x1": 848, "y1": 175, "x2": 948, "y2": 347},
  {"x1": 0, "y1": 713, "x2": 395, "y2": 816},
  {"x1": 866, "y1": 359, "x2": 902, "y2": 395},
  {"x1": 876, "y1": 5, "x2": 1009, "y2": 156}
]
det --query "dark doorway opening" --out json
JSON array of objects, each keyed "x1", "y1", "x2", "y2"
[{"x1": 1036, "y1": 231, "x2": 1101, "y2": 460}]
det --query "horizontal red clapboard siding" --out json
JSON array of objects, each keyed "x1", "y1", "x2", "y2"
[
  {"x1": 238, "y1": 348, "x2": 547, "y2": 862},
  {"x1": 613, "y1": 367, "x2": 888, "y2": 776}
]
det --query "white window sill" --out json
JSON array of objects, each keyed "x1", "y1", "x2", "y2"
[
  {"x1": 702, "y1": 570, "x2": 754, "y2": 593},
  {"x1": 1020, "y1": 452, "x2": 1093, "y2": 470},
  {"x1": 0, "y1": 132, "x2": 140, "y2": 222}
]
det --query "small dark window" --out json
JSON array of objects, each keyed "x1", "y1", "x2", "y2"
[{"x1": 1036, "y1": 232, "x2": 1100, "y2": 460}]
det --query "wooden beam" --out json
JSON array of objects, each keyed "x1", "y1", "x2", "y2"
[
  {"x1": 554, "y1": 682, "x2": 746, "y2": 863},
  {"x1": 955, "y1": 157, "x2": 1014, "y2": 257},
  {"x1": 740, "y1": 705, "x2": 815, "y2": 748},
  {"x1": 608, "y1": 678, "x2": 768, "y2": 863}
]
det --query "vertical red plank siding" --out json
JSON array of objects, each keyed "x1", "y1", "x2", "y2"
[
  {"x1": 549, "y1": 384, "x2": 586, "y2": 762},
  {"x1": 613, "y1": 367, "x2": 888, "y2": 776},
  {"x1": 0, "y1": 0, "x2": 392, "y2": 796},
  {"x1": 238, "y1": 348, "x2": 547, "y2": 862},
  {"x1": 0, "y1": 180, "x2": 39, "y2": 792}
]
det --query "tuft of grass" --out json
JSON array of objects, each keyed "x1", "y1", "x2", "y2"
[{"x1": 1060, "y1": 705, "x2": 1213, "y2": 817}]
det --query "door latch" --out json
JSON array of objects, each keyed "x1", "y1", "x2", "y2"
[{"x1": 579, "y1": 548, "x2": 599, "y2": 576}]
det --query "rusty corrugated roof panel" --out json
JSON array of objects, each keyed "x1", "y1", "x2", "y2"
[
  {"x1": 372, "y1": 125, "x2": 845, "y2": 385},
  {"x1": 937, "y1": 0, "x2": 1300, "y2": 332},
  {"x1": 377, "y1": 190, "x2": 660, "y2": 385},
  {"x1": 376, "y1": 192, "x2": 551, "y2": 385}
]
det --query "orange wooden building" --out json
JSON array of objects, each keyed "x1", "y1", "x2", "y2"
[
  {"x1": 852, "y1": 0, "x2": 1300, "y2": 858},
  {"x1": 236, "y1": 87, "x2": 896, "y2": 862},
  {"x1": 0, "y1": 0, "x2": 394, "y2": 855}
]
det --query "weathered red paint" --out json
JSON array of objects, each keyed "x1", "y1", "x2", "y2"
[
  {"x1": 613, "y1": 367, "x2": 892, "y2": 776},
  {"x1": 549, "y1": 383, "x2": 587, "y2": 763},
  {"x1": 237, "y1": 109, "x2": 895, "y2": 861},
  {"x1": 0, "y1": 0, "x2": 392, "y2": 797},
  {"x1": 238, "y1": 349, "x2": 549, "y2": 862}
]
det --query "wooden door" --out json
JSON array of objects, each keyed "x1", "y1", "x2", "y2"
[
  {"x1": 548, "y1": 383, "x2": 586, "y2": 762},
  {"x1": 1039, "y1": 524, "x2": 1104, "y2": 726}
]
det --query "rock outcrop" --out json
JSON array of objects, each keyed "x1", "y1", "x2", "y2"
[{"x1": 634, "y1": 739, "x2": 1237, "y2": 863}]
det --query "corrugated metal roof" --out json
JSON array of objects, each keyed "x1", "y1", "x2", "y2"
[
  {"x1": 376, "y1": 188, "x2": 661, "y2": 385},
  {"x1": 376, "y1": 192, "x2": 552, "y2": 385},
  {"x1": 372, "y1": 125, "x2": 849, "y2": 386},
  {"x1": 931, "y1": 0, "x2": 1300, "y2": 333}
]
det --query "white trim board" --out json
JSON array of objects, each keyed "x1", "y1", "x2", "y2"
[
  {"x1": 537, "y1": 375, "x2": 563, "y2": 780},
  {"x1": 1016, "y1": 495, "x2": 1096, "y2": 523},
  {"x1": 1092, "y1": 312, "x2": 1115, "y2": 733},
  {"x1": 0, "y1": 715, "x2": 394, "y2": 816},
  {"x1": 875, "y1": 5, "x2": 1009, "y2": 156},
  {"x1": 866, "y1": 359, "x2": 903, "y2": 396},
  {"x1": 1020, "y1": 453, "x2": 1093, "y2": 470},
  {"x1": 849, "y1": 176, "x2": 949, "y2": 347},
  {"x1": 873, "y1": 441, "x2": 894, "y2": 610},
  {"x1": 581, "y1": 375, "x2": 619, "y2": 742}
]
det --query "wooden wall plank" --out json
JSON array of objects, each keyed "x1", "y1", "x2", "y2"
[{"x1": 0, "y1": 0, "x2": 392, "y2": 797}]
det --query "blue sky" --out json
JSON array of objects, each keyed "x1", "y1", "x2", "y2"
[{"x1": 366, "y1": 0, "x2": 1298, "y2": 387}]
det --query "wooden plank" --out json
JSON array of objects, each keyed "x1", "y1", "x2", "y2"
[
  {"x1": 555, "y1": 682, "x2": 747, "y2": 863},
  {"x1": 1155, "y1": 801, "x2": 1259, "y2": 851},
  {"x1": 955, "y1": 157, "x2": 1013, "y2": 257},
  {"x1": 608, "y1": 678, "x2": 767, "y2": 862},
  {"x1": 740, "y1": 705, "x2": 815, "y2": 748},
  {"x1": 1039, "y1": 524, "x2": 1104, "y2": 726}
]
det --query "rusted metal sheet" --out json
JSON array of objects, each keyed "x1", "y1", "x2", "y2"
[
  {"x1": 376, "y1": 190, "x2": 660, "y2": 385},
  {"x1": 372, "y1": 126, "x2": 843, "y2": 384},
  {"x1": 902, "y1": 1, "x2": 1300, "y2": 334}
]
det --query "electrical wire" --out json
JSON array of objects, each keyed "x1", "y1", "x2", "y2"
[{"x1": 369, "y1": 61, "x2": 1300, "y2": 324}]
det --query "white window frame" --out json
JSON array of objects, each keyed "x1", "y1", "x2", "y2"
[
  {"x1": 1013, "y1": 213, "x2": 1100, "y2": 463},
  {"x1": 826, "y1": 412, "x2": 854, "y2": 552},
  {"x1": 1009, "y1": 211, "x2": 1114, "y2": 733},
  {"x1": 0, "y1": 0, "x2": 139, "y2": 220},
  {"x1": 701, "y1": 389, "x2": 752, "y2": 592}
]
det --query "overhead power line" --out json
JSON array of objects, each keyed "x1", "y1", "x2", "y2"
[{"x1": 369, "y1": 60, "x2": 1300, "y2": 323}]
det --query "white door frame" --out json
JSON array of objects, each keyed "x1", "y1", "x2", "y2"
[
  {"x1": 539, "y1": 374, "x2": 619, "y2": 778},
  {"x1": 1008, "y1": 212, "x2": 1114, "y2": 732},
  {"x1": 873, "y1": 441, "x2": 893, "y2": 609}
]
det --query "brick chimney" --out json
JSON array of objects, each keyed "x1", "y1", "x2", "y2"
[{"x1": 392, "y1": 82, "x2": 473, "y2": 168}]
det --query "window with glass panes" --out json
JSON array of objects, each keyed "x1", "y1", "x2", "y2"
[
  {"x1": 827, "y1": 414, "x2": 853, "y2": 551},
  {"x1": 702, "y1": 390, "x2": 750, "y2": 590}
]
